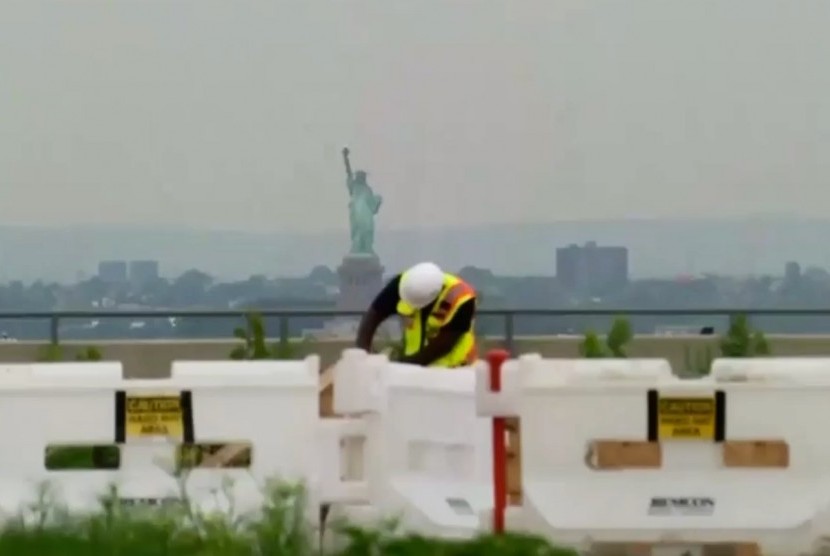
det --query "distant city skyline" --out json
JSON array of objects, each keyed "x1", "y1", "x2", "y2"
[
  {"x1": 1, "y1": 1, "x2": 830, "y2": 237},
  {"x1": 0, "y1": 215, "x2": 828, "y2": 283}
]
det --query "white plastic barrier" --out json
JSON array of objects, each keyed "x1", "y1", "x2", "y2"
[
  {"x1": 476, "y1": 354, "x2": 830, "y2": 556},
  {"x1": 0, "y1": 358, "x2": 321, "y2": 524},
  {"x1": 170, "y1": 358, "x2": 321, "y2": 519},
  {"x1": 323, "y1": 349, "x2": 493, "y2": 539}
]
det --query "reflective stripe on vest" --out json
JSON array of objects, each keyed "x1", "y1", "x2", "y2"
[
  {"x1": 430, "y1": 281, "x2": 473, "y2": 323},
  {"x1": 398, "y1": 273, "x2": 478, "y2": 368}
]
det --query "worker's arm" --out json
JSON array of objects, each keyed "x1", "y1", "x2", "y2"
[
  {"x1": 355, "y1": 275, "x2": 401, "y2": 351},
  {"x1": 398, "y1": 298, "x2": 476, "y2": 366}
]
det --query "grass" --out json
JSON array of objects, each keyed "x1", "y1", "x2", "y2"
[{"x1": 0, "y1": 479, "x2": 576, "y2": 555}]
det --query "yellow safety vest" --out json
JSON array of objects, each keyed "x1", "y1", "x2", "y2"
[{"x1": 396, "y1": 273, "x2": 478, "y2": 368}]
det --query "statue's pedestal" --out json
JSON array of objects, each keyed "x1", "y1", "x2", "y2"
[{"x1": 336, "y1": 254, "x2": 385, "y2": 312}]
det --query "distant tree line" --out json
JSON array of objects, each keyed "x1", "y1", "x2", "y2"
[{"x1": 0, "y1": 262, "x2": 829, "y2": 340}]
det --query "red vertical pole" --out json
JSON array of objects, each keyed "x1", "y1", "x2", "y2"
[{"x1": 487, "y1": 349, "x2": 510, "y2": 534}]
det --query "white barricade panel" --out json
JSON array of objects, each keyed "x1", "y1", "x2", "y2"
[
  {"x1": 523, "y1": 356, "x2": 675, "y2": 384},
  {"x1": 0, "y1": 359, "x2": 321, "y2": 524},
  {"x1": 170, "y1": 358, "x2": 320, "y2": 517},
  {"x1": 330, "y1": 351, "x2": 492, "y2": 539},
  {"x1": 332, "y1": 348, "x2": 386, "y2": 414},
  {"x1": 30, "y1": 362, "x2": 124, "y2": 381},
  {"x1": 517, "y1": 357, "x2": 690, "y2": 474},
  {"x1": 378, "y1": 364, "x2": 491, "y2": 482},
  {"x1": 0, "y1": 364, "x2": 35, "y2": 381},
  {"x1": 711, "y1": 358, "x2": 830, "y2": 471},
  {"x1": 712, "y1": 357, "x2": 830, "y2": 384},
  {"x1": 0, "y1": 363, "x2": 128, "y2": 518},
  {"x1": 496, "y1": 356, "x2": 830, "y2": 556}
]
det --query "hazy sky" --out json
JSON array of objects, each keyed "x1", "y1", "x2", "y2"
[{"x1": 2, "y1": 1, "x2": 830, "y2": 235}]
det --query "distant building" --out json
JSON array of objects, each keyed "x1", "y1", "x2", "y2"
[
  {"x1": 784, "y1": 261, "x2": 801, "y2": 283},
  {"x1": 97, "y1": 260, "x2": 127, "y2": 283},
  {"x1": 556, "y1": 241, "x2": 629, "y2": 295},
  {"x1": 129, "y1": 260, "x2": 160, "y2": 287}
]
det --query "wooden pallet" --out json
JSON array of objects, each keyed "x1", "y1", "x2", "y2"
[{"x1": 198, "y1": 444, "x2": 250, "y2": 468}]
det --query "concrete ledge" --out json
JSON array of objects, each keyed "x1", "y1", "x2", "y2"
[{"x1": 4, "y1": 335, "x2": 830, "y2": 378}]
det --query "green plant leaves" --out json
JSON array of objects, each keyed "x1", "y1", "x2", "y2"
[
  {"x1": 720, "y1": 313, "x2": 770, "y2": 358},
  {"x1": 37, "y1": 343, "x2": 102, "y2": 362},
  {"x1": 606, "y1": 318, "x2": 632, "y2": 357},
  {"x1": 579, "y1": 331, "x2": 607, "y2": 358},
  {"x1": 579, "y1": 317, "x2": 632, "y2": 359},
  {"x1": 229, "y1": 312, "x2": 304, "y2": 361},
  {"x1": 0, "y1": 480, "x2": 578, "y2": 555}
]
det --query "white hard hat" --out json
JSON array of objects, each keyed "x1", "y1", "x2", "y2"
[{"x1": 399, "y1": 262, "x2": 444, "y2": 310}]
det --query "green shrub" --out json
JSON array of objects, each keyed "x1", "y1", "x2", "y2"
[
  {"x1": 229, "y1": 312, "x2": 306, "y2": 360},
  {"x1": 606, "y1": 317, "x2": 633, "y2": 357},
  {"x1": 75, "y1": 346, "x2": 103, "y2": 361},
  {"x1": 681, "y1": 314, "x2": 769, "y2": 376},
  {"x1": 0, "y1": 479, "x2": 577, "y2": 555},
  {"x1": 579, "y1": 317, "x2": 632, "y2": 358},
  {"x1": 37, "y1": 343, "x2": 63, "y2": 362},
  {"x1": 720, "y1": 313, "x2": 770, "y2": 357},
  {"x1": 37, "y1": 343, "x2": 103, "y2": 362},
  {"x1": 579, "y1": 331, "x2": 606, "y2": 358}
]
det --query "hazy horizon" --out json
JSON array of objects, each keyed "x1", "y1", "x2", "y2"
[
  {"x1": 2, "y1": 0, "x2": 830, "y2": 239},
  {"x1": 2, "y1": 215, "x2": 830, "y2": 283}
]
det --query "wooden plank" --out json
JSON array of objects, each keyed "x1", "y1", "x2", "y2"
[
  {"x1": 505, "y1": 418, "x2": 522, "y2": 503},
  {"x1": 723, "y1": 440, "x2": 789, "y2": 468},
  {"x1": 591, "y1": 542, "x2": 760, "y2": 556},
  {"x1": 199, "y1": 444, "x2": 250, "y2": 468},
  {"x1": 730, "y1": 544, "x2": 762, "y2": 556},
  {"x1": 507, "y1": 449, "x2": 522, "y2": 504},
  {"x1": 319, "y1": 365, "x2": 337, "y2": 417},
  {"x1": 589, "y1": 440, "x2": 662, "y2": 469}
]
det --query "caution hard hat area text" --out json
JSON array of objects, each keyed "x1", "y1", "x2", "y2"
[
  {"x1": 114, "y1": 391, "x2": 194, "y2": 443},
  {"x1": 647, "y1": 389, "x2": 726, "y2": 443}
]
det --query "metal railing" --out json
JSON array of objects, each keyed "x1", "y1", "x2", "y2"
[{"x1": 1, "y1": 307, "x2": 830, "y2": 353}]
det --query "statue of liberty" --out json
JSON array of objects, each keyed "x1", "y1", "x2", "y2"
[{"x1": 342, "y1": 147, "x2": 383, "y2": 255}]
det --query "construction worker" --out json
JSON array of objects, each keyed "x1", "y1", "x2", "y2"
[{"x1": 355, "y1": 262, "x2": 478, "y2": 367}]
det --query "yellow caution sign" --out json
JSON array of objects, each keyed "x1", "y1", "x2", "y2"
[
  {"x1": 657, "y1": 396, "x2": 716, "y2": 440},
  {"x1": 125, "y1": 395, "x2": 184, "y2": 439}
]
